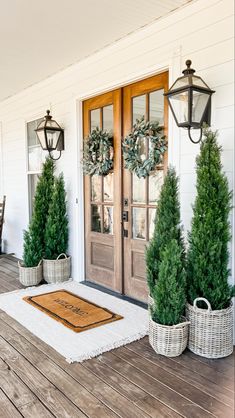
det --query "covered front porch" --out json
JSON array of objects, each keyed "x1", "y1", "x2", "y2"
[{"x1": 0, "y1": 255, "x2": 234, "y2": 418}]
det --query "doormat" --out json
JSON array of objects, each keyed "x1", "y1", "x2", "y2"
[
  {"x1": 23, "y1": 289, "x2": 122, "y2": 332},
  {"x1": 0, "y1": 281, "x2": 148, "y2": 363}
]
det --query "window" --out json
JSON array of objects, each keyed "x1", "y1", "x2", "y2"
[{"x1": 27, "y1": 118, "x2": 44, "y2": 218}]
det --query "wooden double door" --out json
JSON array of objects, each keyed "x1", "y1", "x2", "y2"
[{"x1": 83, "y1": 72, "x2": 168, "y2": 302}]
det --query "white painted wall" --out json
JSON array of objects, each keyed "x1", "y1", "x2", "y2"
[{"x1": 0, "y1": 0, "x2": 234, "y2": 285}]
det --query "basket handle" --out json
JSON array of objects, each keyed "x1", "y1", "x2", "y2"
[
  {"x1": 57, "y1": 253, "x2": 67, "y2": 260},
  {"x1": 37, "y1": 259, "x2": 42, "y2": 266},
  {"x1": 174, "y1": 321, "x2": 190, "y2": 328},
  {"x1": 193, "y1": 297, "x2": 211, "y2": 311}
]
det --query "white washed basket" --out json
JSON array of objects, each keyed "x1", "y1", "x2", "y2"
[
  {"x1": 186, "y1": 297, "x2": 234, "y2": 359},
  {"x1": 43, "y1": 253, "x2": 71, "y2": 284},
  {"x1": 18, "y1": 260, "x2": 43, "y2": 287},
  {"x1": 149, "y1": 317, "x2": 190, "y2": 357}
]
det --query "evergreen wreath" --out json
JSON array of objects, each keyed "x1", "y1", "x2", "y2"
[
  {"x1": 82, "y1": 127, "x2": 114, "y2": 176},
  {"x1": 122, "y1": 117, "x2": 167, "y2": 178}
]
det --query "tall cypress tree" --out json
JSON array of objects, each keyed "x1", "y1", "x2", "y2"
[
  {"x1": 187, "y1": 127, "x2": 234, "y2": 310},
  {"x1": 44, "y1": 174, "x2": 68, "y2": 260},
  {"x1": 146, "y1": 167, "x2": 185, "y2": 296},
  {"x1": 152, "y1": 239, "x2": 186, "y2": 325},
  {"x1": 23, "y1": 158, "x2": 55, "y2": 267}
]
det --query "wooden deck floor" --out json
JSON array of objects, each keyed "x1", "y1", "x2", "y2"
[{"x1": 0, "y1": 255, "x2": 234, "y2": 418}]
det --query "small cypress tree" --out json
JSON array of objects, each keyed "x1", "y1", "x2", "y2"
[
  {"x1": 146, "y1": 167, "x2": 185, "y2": 296},
  {"x1": 44, "y1": 174, "x2": 68, "y2": 260},
  {"x1": 23, "y1": 158, "x2": 55, "y2": 267},
  {"x1": 187, "y1": 127, "x2": 234, "y2": 310},
  {"x1": 152, "y1": 239, "x2": 186, "y2": 325}
]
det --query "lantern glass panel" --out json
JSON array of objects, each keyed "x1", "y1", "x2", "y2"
[
  {"x1": 37, "y1": 120, "x2": 45, "y2": 130},
  {"x1": 171, "y1": 76, "x2": 189, "y2": 90},
  {"x1": 192, "y1": 91, "x2": 210, "y2": 124},
  {"x1": 191, "y1": 76, "x2": 209, "y2": 88},
  {"x1": 46, "y1": 119, "x2": 60, "y2": 129},
  {"x1": 36, "y1": 130, "x2": 47, "y2": 150},
  {"x1": 169, "y1": 90, "x2": 189, "y2": 125},
  {"x1": 46, "y1": 129, "x2": 60, "y2": 150}
]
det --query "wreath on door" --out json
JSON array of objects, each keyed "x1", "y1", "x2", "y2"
[
  {"x1": 82, "y1": 127, "x2": 114, "y2": 176},
  {"x1": 122, "y1": 117, "x2": 167, "y2": 178}
]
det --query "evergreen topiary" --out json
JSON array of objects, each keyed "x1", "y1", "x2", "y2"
[
  {"x1": 187, "y1": 127, "x2": 234, "y2": 310},
  {"x1": 146, "y1": 167, "x2": 185, "y2": 296},
  {"x1": 152, "y1": 239, "x2": 186, "y2": 325},
  {"x1": 23, "y1": 158, "x2": 55, "y2": 267},
  {"x1": 44, "y1": 173, "x2": 68, "y2": 260}
]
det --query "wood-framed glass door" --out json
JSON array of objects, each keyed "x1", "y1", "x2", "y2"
[
  {"x1": 83, "y1": 89, "x2": 122, "y2": 292},
  {"x1": 83, "y1": 72, "x2": 168, "y2": 301},
  {"x1": 122, "y1": 72, "x2": 168, "y2": 302}
]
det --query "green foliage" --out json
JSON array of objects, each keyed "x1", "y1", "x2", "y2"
[
  {"x1": 44, "y1": 174, "x2": 68, "y2": 260},
  {"x1": 122, "y1": 117, "x2": 167, "y2": 178},
  {"x1": 187, "y1": 127, "x2": 234, "y2": 310},
  {"x1": 152, "y1": 239, "x2": 186, "y2": 325},
  {"x1": 82, "y1": 128, "x2": 113, "y2": 176},
  {"x1": 23, "y1": 158, "x2": 55, "y2": 267},
  {"x1": 146, "y1": 167, "x2": 185, "y2": 296}
]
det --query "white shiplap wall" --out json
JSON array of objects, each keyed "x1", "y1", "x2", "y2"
[{"x1": 0, "y1": 0, "x2": 234, "y2": 284}]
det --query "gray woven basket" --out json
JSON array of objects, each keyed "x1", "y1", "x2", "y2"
[
  {"x1": 149, "y1": 317, "x2": 190, "y2": 357},
  {"x1": 186, "y1": 297, "x2": 234, "y2": 359},
  {"x1": 18, "y1": 260, "x2": 43, "y2": 287},
  {"x1": 43, "y1": 253, "x2": 71, "y2": 284}
]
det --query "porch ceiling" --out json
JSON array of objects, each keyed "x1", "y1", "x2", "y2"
[{"x1": 0, "y1": 0, "x2": 192, "y2": 102}]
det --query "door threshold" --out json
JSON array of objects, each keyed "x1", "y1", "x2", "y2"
[{"x1": 81, "y1": 281, "x2": 147, "y2": 310}]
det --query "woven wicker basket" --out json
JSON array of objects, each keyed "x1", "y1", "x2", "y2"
[
  {"x1": 149, "y1": 317, "x2": 190, "y2": 357},
  {"x1": 43, "y1": 253, "x2": 71, "y2": 284},
  {"x1": 186, "y1": 297, "x2": 234, "y2": 359},
  {"x1": 18, "y1": 260, "x2": 43, "y2": 287}
]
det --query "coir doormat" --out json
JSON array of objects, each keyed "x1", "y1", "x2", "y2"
[{"x1": 23, "y1": 289, "x2": 122, "y2": 332}]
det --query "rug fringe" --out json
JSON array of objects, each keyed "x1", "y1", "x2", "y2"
[{"x1": 66, "y1": 330, "x2": 148, "y2": 363}]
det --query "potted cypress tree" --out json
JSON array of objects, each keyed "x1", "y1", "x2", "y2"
[
  {"x1": 43, "y1": 173, "x2": 70, "y2": 283},
  {"x1": 146, "y1": 167, "x2": 185, "y2": 308},
  {"x1": 149, "y1": 239, "x2": 189, "y2": 357},
  {"x1": 186, "y1": 127, "x2": 234, "y2": 358},
  {"x1": 19, "y1": 158, "x2": 55, "y2": 286}
]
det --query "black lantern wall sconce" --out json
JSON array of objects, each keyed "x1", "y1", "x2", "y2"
[
  {"x1": 164, "y1": 60, "x2": 215, "y2": 143},
  {"x1": 35, "y1": 110, "x2": 64, "y2": 160}
]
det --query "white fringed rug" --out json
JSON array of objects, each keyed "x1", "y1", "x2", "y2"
[{"x1": 0, "y1": 281, "x2": 148, "y2": 363}]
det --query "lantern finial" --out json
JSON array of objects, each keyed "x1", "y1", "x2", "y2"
[
  {"x1": 45, "y1": 109, "x2": 52, "y2": 120},
  {"x1": 182, "y1": 59, "x2": 195, "y2": 75}
]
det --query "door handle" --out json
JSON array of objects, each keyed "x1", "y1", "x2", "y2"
[{"x1": 122, "y1": 211, "x2": 128, "y2": 222}]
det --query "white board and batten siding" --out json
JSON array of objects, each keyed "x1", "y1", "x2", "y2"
[{"x1": 0, "y1": 0, "x2": 234, "y2": 286}]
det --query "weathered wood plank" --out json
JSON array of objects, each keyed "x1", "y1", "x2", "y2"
[
  {"x1": 0, "y1": 263, "x2": 18, "y2": 277},
  {"x1": 18, "y1": 399, "x2": 55, "y2": 418},
  {"x1": 126, "y1": 339, "x2": 234, "y2": 407},
  {"x1": 0, "y1": 321, "x2": 119, "y2": 418},
  {"x1": 112, "y1": 346, "x2": 233, "y2": 418},
  {"x1": 83, "y1": 357, "x2": 182, "y2": 418},
  {"x1": 185, "y1": 349, "x2": 234, "y2": 375},
  {"x1": 0, "y1": 256, "x2": 19, "y2": 272},
  {"x1": 0, "y1": 314, "x2": 151, "y2": 418},
  {"x1": 0, "y1": 357, "x2": 54, "y2": 418},
  {"x1": 140, "y1": 337, "x2": 234, "y2": 391},
  {"x1": 0, "y1": 389, "x2": 22, "y2": 418},
  {"x1": 0, "y1": 336, "x2": 87, "y2": 418},
  {"x1": 98, "y1": 351, "x2": 213, "y2": 418}
]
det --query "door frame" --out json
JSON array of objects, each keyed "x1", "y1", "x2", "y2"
[{"x1": 75, "y1": 62, "x2": 177, "y2": 286}]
